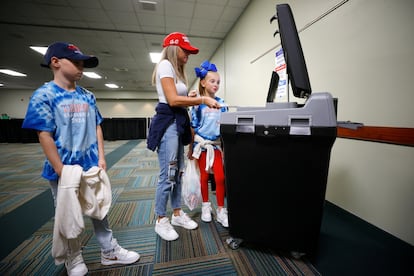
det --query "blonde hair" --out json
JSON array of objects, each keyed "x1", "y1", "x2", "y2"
[
  {"x1": 151, "y1": 46, "x2": 188, "y2": 86},
  {"x1": 198, "y1": 80, "x2": 207, "y2": 97}
]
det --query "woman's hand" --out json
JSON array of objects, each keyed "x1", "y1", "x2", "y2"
[{"x1": 203, "y1": 96, "x2": 220, "y2": 109}]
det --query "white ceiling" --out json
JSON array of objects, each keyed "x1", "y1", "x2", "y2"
[{"x1": 0, "y1": 0, "x2": 251, "y2": 93}]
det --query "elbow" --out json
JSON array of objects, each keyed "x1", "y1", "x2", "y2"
[{"x1": 167, "y1": 99, "x2": 181, "y2": 107}]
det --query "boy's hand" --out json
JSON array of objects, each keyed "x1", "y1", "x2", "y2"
[{"x1": 99, "y1": 158, "x2": 107, "y2": 171}]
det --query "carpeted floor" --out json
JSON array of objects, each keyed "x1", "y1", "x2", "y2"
[{"x1": 0, "y1": 140, "x2": 320, "y2": 275}]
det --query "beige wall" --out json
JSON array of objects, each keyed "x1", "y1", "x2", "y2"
[{"x1": 210, "y1": 0, "x2": 414, "y2": 245}]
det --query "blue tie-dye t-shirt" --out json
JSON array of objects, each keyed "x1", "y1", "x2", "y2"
[
  {"x1": 190, "y1": 96, "x2": 228, "y2": 142},
  {"x1": 22, "y1": 81, "x2": 103, "y2": 180}
]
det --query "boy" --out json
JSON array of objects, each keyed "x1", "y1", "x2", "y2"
[{"x1": 22, "y1": 42, "x2": 140, "y2": 276}]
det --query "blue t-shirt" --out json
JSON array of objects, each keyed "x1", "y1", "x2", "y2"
[
  {"x1": 190, "y1": 96, "x2": 228, "y2": 142},
  {"x1": 22, "y1": 81, "x2": 103, "y2": 180}
]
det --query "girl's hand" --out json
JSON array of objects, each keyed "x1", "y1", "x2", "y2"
[
  {"x1": 188, "y1": 90, "x2": 197, "y2": 97},
  {"x1": 187, "y1": 148, "x2": 194, "y2": 160}
]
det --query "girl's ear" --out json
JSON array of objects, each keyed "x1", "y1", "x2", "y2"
[{"x1": 200, "y1": 79, "x2": 206, "y2": 88}]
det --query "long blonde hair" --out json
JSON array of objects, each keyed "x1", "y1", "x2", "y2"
[
  {"x1": 151, "y1": 46, "x2": 188, "y2": 86},
  {"x1": 198, "y1": 79, "x2": 207, "y2": 97}
]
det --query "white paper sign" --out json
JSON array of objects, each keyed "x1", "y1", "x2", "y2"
[{"x1": 275, "y1": 48, "x2": 287, "y2": 99}]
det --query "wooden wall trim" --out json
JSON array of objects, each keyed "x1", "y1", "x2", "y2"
[{"x1": 337, "y1": 126, "x2": 414, "y2": 147}]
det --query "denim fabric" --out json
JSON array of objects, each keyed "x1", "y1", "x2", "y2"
[
  {"x1": 155, "y1": 122, "x2": 184, "y2": 217},
  {"x1": 49, "y1": 180, "x2": 113, "y2": 251},
  {"x1": 147, "y1": 103, "x2": 192, "y2": 151}
]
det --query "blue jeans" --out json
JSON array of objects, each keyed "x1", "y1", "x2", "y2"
[
  {"x1": 155, "y1": 122, "x2": 185, "y2": 217},
  {"x1": 50, "y1": 180, "x2": 114, "y2": 251}
]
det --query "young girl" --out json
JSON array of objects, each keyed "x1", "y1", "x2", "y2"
[{"x1": 188, "y1": 60, "x2": 229, "y2": 227}]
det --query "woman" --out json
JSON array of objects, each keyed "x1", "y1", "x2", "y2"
[{"x1": 147, "y1": 32, "x2": 219, "y2": 241}]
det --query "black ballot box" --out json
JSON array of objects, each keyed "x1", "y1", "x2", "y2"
[{"x1": 220, "y1": 92, "x2": 337, "y2": 257}]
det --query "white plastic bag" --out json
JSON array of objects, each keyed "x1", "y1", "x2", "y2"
[{"x1": 181, "y1": 159, "x2": 202, "y2": 211}]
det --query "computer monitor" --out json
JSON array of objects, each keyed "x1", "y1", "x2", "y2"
[
  {"x1": 275, "y1": 4, "x2": 311, "y2": 99},
  {"x1": 266, "y1": 70, "x2": 280, "y2": 103}
]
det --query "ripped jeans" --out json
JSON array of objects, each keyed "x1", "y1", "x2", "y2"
[{"x1": 155, "y1": 122, "x2": 185, "y2": 217}]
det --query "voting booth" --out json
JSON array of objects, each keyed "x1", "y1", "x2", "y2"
[{"x1": 220, "y1": 4, "x2": 337, "y2": 257}]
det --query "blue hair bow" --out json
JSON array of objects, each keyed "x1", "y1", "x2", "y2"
[{"x1": 194, "y1": 60, "x2": 217, "y2": 79}]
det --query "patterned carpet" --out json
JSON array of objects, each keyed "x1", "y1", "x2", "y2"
[{"x1": 0, "y1": 140, "x2": 320, "y2": 275}]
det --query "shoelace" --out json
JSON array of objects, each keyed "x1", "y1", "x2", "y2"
[
  {"x1": 161, "y1": 219, "x2": 175, "y2": 231},
  {"x1": 217, "y1": 209, "x2": 228, "y2": 219},
  {"x1": 203, "y1": 206, "x2": 212, "y2": 212},
  {"x1": 68, "y1": 254, "x2": 83, "y2": 267},
  {"x1": 116, "y1": 246, "x2": 128, "y2": 257},
  {"x1": 105, "y1": 245, "x2": 128, "y2": 259},
  {"x1": 166, "y1": 223, "x2": 175, "y2": 230},
  {"x1": 181, "y1": 213, "x2": 191, "y2": 222}
]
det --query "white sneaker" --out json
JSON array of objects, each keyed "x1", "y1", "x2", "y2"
[
  {"x1": 171, "y1": 210, "x2": 198, "y2": 230},
  {"x1": 201, "y1": 202, "x2": 212, "y2": 222},
  {"x1": 216, "y1": 208, "x2": 229, "y2": 227},
  {"x1": 65, "y1": 252, "x2": 88, "y2": 276},
  {"x1": 101, "y1": 238, "x2": 140, "y2": 265},
  {"x1": 155, "y1": 217, "x2": 179, "y2": 241}
]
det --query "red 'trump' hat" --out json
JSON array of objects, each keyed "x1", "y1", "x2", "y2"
[{"x1": 162, "y1": 32, "x2": 199, "y2": 54}]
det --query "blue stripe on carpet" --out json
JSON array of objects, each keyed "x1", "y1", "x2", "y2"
[
  {"x1": 106, "y1": 140, "x2": 141, "y2": 169},
  {"x1": 0, "y1": 139, "x2": 141, "y2": 260},
  {"x1": 0, "y1": 189, "x2": 54, "y2": 261}
]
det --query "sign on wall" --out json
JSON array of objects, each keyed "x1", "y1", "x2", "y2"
[{"x1": 275, "y1": 47, "x2": 287, "y2": 100}]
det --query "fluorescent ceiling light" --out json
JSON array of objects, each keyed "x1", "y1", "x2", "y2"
[
  {"x1": 0, "y1": 83, "x2": 4, "y2": 87},
  {"x1": 150, "y1": 52, "x2": 161, "y2": 63},
  {"x1": 0, "y1": 69, "x2": 27, "y2": 77},
  {"x1": 83, "y1": 72, "x2": 102, "y2": 79},
  {"x1": 105, "y1": 83, "x2": 119, "y2": 89},
  {"x1": 30, "y1": 46, "x2": 48, "y2": 55},
  {"x1": 139, "y1": 0, "x2": 157, "y2": 4}
]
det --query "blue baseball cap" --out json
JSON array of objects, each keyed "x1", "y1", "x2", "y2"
[{"x1": 40, "y1": 42, "x2": 99, "y2": 68}]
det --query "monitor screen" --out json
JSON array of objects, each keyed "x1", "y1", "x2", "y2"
[
  {"x1": 266, "y1": 70, "x2": 280, "y2": 103},
  {"x1": 276, "y1": 4, "x2": 311, "y2": 98}
]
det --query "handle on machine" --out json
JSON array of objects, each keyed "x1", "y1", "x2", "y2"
[{"x1": 235, "y1": 115, "x2": 255, "y2": 134}]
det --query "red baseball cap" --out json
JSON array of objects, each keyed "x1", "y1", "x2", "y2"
[{"x1": 162, "y1": 32, "x2": 199, "y2": 54}]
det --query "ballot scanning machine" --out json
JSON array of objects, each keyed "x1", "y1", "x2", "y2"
[{"x1": 220, "y1": 3, "x2": 337, "y2": 257}]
